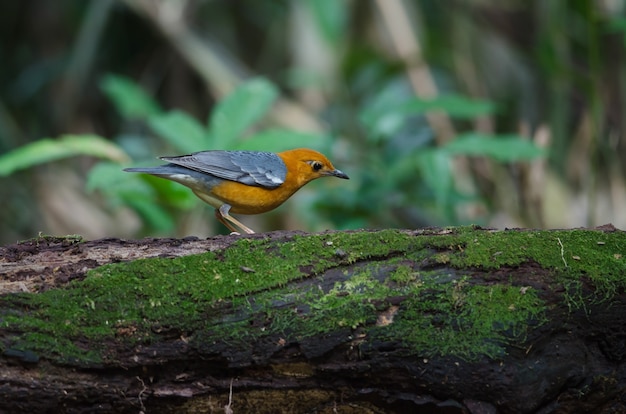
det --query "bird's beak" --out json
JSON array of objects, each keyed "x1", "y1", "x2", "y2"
[{"x1": 328, "y1": 169, "x2": 349, "y2": 179}]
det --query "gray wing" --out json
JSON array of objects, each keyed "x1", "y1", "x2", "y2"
[{"x1": 159, "y1": 150, "x2": 287, "y2": 188}]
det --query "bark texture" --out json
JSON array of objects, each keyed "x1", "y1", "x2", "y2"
[{"x1": 1, "y1": 226, "x2": 625, "y2": 413}]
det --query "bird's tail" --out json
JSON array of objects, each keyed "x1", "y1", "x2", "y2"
[
  {"x1": 123, "y1": 164, "x2": 223, "y2": 191},
  {"x1": 123, "y1": 165, "x2": 186, "y2": 175}
]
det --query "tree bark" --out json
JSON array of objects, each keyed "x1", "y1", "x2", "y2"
[{"x1": 1, "y1": 226, "x2": 625, "y2": 413}]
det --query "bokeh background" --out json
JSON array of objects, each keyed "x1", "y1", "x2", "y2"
[{"x1": 1, "y1": 0, "x2": 625, "y2": 244}]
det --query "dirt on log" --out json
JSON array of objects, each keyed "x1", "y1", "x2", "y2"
[{"x1": 0, "y1": 226, "x2": 625, "y2": 414}]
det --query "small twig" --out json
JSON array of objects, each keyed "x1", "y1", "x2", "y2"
[
  {"x1": 136, "y1": 376, "x2": 147, "y2": 414},
  {"x1": 557, "y1": 237, "x2": 568, "y2": 268},
  {"x1": 224, "y1": 378, "x2": 234, "y2": 414}
]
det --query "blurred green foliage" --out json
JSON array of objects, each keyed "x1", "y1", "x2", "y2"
[
  {"x1": 0, "y1": 0, "x2": 624, "y2": 241},
  {"x1": 95, "y1": 75, "x2": 336, "y2": 233},
  {"x1": 0, "y1": 135, "x2": 129, "y2": 176}
]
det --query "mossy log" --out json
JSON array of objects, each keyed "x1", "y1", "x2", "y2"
[{"x1": 1, "y1": 226, "x2": 625, "y2": 413}]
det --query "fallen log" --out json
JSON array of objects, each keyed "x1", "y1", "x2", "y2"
[{"x1": 1, "y1": 226, "x2": 625, "y2": 413}]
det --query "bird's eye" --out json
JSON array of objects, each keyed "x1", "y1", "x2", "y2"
[{"x1": 312, "y1": 161, "x2": 323, "y2": 171}]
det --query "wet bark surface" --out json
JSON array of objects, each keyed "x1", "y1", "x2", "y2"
[{"x1": 1, "y1": 228, "x2": 625, "y2": 414}]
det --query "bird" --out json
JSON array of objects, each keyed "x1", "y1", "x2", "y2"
[{"x1": 124, "y1": 148, "x2": 349, "y2": 234}]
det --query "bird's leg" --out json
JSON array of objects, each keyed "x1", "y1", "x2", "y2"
[
  {"x1": 215, "y1": 204, "x2": 256, "y2": 234},
  {"x1": 214, "y1": 208, "x2": 240, "y2": 234}
]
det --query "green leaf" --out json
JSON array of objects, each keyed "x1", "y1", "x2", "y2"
[
  {"x1": 306, "y1": 0, "x2": 347, "y2": 45},
  {"x1": 0, "y1": 135, "x2": 130, "y2": 176},
  {"x1": 207, "y1": 78, "x2": 279, "y2": 148},
  {"x1": 144, "y1": 176, "x2": 197, "y2": 210},
  {"x1": 148, "y1": 110, "x2": 208, "y2": 154},
  {"x1": 86, "y1": 162, "x2": 136, "y2": 195},
  {"x1": 359, "y1": 79, "x2": 416, "y2": 141},
  {"x1": 414, "y1": 149, "x2": 453, "y2": 210},
  {"x1": 398, "y1": 95, "x2": 497, "y2": 119},
  {"x1": 444, "y1": 133, "x2": 546, "y2": 162},
  {"x1": 99, "y1": 74, "x2": 162, "y2": 120},
  {"x1": 233, "y1": 129, "x2": 332, "y2": 153},
  {"x1": 361, "y1": 109, "x2": 407, "y2": 141},
  {"x1": 607, "y1": 18, "x2": 626, "y2": 45},
  {"x1": 361, "y1": 94, "x2": 497, "y2": 140},
  {"x1": 93, "y1": 161, "x2": 189, "y2": 231}
]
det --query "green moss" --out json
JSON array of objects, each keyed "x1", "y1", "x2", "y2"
[
  {"x1": 0, "y1": 231, "x2": 412, "y2": 361},
  {"x1": 387, "y1": 277, "x2": 544, "y2": 358},
  {"x1": 442, "y1": 227, "x2": 626, "y2": 293},
  {"x1": 296, "y1": 268, "x2": 392, "y2": 333},
  {"x1": 1, "y1": 227, "x2": 624, "y2": 364},
  {"x1": 388, "y1": 264, "x2": 416, "y2": 284}
]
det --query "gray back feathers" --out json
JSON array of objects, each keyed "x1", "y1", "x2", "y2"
[{"x1": 159, "y1": 150, "x2": 287, "y2": 188}]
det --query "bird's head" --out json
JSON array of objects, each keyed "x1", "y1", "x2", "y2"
[{"x1": 278, "y1": 148, "x2": 349, "y2": 186}]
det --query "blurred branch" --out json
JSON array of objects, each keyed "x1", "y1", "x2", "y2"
[
  {"x1": 119, "y1": 0, "x2": 324, "y2": 133},
  {"x1": 375, "y1": 0, "x2": 480, "y2": 223},
  {"x1": 120, "y1": 0, "x2": 239, "y2": 98},
  {"x1": 449, "y1": 13, "x2": 495, "y2": 135},
  {"x1": 375, "y1": 0, "x2": 456, "y2": 143}
]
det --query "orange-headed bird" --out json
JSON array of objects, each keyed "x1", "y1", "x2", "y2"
[{"x1": 124, "y1": 148, "x2": 349, "y2": 234}]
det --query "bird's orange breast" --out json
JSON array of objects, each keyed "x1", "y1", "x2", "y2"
[{"x1": 210, "y1": 179, "x2": 302, "y2": 215}]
